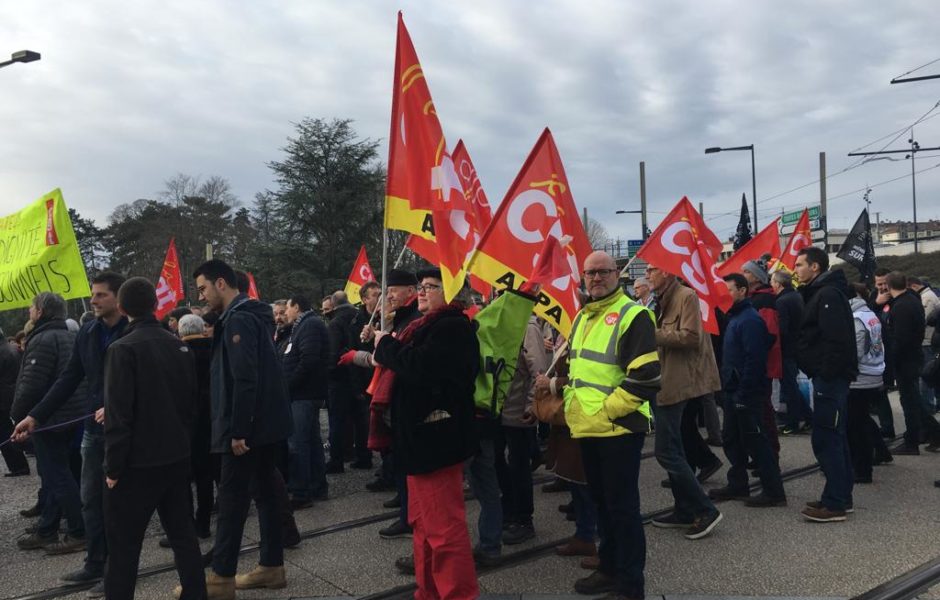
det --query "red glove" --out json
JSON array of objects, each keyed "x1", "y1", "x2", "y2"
[{"x1": 338, "y1": 350, "x2": 357, "y2": 366}]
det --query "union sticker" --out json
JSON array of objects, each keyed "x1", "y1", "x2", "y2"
[{"x1": 604, "y1": 313, "x2": 618, "y2": 326}]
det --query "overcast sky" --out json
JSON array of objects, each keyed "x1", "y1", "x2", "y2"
[{"x1": 2, "y1": 1, "x2": 939, "y2": 244}]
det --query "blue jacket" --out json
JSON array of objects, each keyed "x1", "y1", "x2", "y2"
[
  {"x1": 29, "y1": 316, "x2": 127, "y2": 427},
  {"x1": 210, "y1": 294, "x2": 292, "y2": 453},
  {"x1": 721, "y1": 299, "x2": 772, "y2": 407},
  {"x1": 279, "y1": 311, "x2": 329, "y2": 405}
]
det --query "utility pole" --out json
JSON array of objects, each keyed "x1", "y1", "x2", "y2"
[
  {"x1": 698, "y1": 202, "x2": 704, "y2": 217},
  {"x1": 875, "y1": 211, "x2": 882, "y2": 243},
  {"x1": 819, "y1": 152, "x2": 828, "y2": 251},
  {"x1": 847, "y1": 137, "x2": 938, "y2": 254},
  {"x1": 639, "y1": 161, "x2": 648, "y2": 240}
]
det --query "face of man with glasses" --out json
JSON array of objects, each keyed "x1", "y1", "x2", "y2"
[
  {"x1": 645, "y1": 265, "x2": 668, "y2": 292},
  {"x1": 582, "y1": 251, "x2": 620, "y2": 300}
]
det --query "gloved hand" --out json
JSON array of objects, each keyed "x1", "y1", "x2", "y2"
[{"x1": 338, "y1": 350, "x2": 357, "y2": 366}]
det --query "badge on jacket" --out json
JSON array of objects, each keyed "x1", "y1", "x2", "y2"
[{"x1": 605, "y1": 313, "x2": 619, "y2": 326}]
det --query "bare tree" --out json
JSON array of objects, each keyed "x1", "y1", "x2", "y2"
[{"x1": 585, "y1": 216, "x2": 610, "y2": 250}]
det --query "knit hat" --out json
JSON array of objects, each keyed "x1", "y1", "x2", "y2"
[{"x1": 742, "y1": 260, "x2": 769, "y2": 285}]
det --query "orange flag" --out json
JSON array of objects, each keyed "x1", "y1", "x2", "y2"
[
  {"x1": 717, "y1": 218, "x2": 781, "y2": 278},
  {"x1": 636, "y1": 197, "x2": 731, "y2": 334},
  {"x1": 384, "y1": 13, "x2": 472, "y2": 301},
  {"x1": 155, "y1": 238, "x2": 184, "y2": 320},
  {"x1": 466, "y1": 128, "x2": 591, "y2": 338},
  {"x1": 247, "y1": 272, "x2": 260, "y2": 300},
  {"x1": 778, "y1": 209, "x2": 812, "y2": 271},
  {"x1": 344, "y1": 246, "x2": 375, "y2": 304}
]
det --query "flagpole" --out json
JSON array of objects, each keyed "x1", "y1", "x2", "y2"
[{"x1": 380, "y1": 226, "x2": 389, "y2": 332}]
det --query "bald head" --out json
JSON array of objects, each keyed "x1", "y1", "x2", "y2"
[{"x1": 583, "y1": 251, "x2": 620, "y2": 300}]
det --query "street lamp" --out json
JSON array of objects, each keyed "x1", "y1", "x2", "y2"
[
  {"x1": 0, "y1": 50, "x2": 41, "y2": 69},
  {"x1": 615, "y1": 209, "x2": 648, "y2": 240},
  {"x1": 705, "y1": 144, "x2": 758, "y2": 229}
]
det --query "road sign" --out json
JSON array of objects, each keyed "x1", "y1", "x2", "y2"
[
  {"x1": 627, "y1": 239, "x2": 644, "y2": 258},
  {"x1": 781, "y1": 205, "x2": 820, "y2": 226},
  {"x1": 626, "y1": 257, "x2": 648, "y2": 281}
]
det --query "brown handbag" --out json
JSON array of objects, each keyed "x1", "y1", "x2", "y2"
[{"x1": 532, "y1": 342, "x2": 568, "y2": 426}]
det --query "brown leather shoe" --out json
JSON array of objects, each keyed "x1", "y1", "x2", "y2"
[
  {"x1": 235, "y1": 565, "x2": 286, "y2": 590},
  {"x1": 555, "y1": 537, "x2": 597, "y2": 557},
  {"x1": 174, "y1": 571, "x2": 235, "y2": 600},
  {"x1": 580, "y1": 555, "x2": 600, "y2": 570}
]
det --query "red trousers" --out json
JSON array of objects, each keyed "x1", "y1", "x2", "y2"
[{"x1": 407, "y1": 463, "x2": 479, "y2": 600}]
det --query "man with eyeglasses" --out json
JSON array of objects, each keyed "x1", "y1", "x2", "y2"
[
  {"x1": 539, "y1": 251, "x2": 660, "y2": 599},
  {"x1": 645, "y1": 265, "x2": 724, "y2": 540}
]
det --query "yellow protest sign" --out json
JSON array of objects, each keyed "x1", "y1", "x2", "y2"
[{"x1": 0, "y1": 189, "x2": 91, "y2": 311}]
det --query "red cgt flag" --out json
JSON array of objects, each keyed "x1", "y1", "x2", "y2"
[
  {"x1": 716, "y1": 218, "x2": 781, "y2": 278},
  {"x1": 383, "y1": 13, "x2": 473, "y2": 302},
  {"x1": 155, "y1": 238, "x2": 184, "y2": 320},
  {"x1": 247, "y1": 272, "x2": 260, "y2": 300},
  {"x1": 777, "y1": 209, "x2": 813, "y2": 271},
  {"x1": 466, "y1": 128, "x2": 592, "y2": 338},
  {"x1": 636, "y1": 197, "x2": 732, "y2": 334},
  {"x1": 344, "y1": 245, "x2": 375, "y2": 304},
  {"x1": 453, "y1": 139, "x2": 493, "y2": 297}
]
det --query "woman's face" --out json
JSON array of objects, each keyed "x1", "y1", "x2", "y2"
[{"x1": 416, "y1": 278, "x2": 445, "y2": 313}]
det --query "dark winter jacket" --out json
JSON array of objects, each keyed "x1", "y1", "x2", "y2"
[
  {"x1": 885, "y1": 290, "x2": 926, "y2": 370},
  {"x1": 374, "y1": 304, "x2": 480, "y2": 475},
  {"x1": 274, "y1": 324, "x2": 292, "y2": 355},
  {"x1": 927, "y1": 306, "x2": 940, "y2": 352},
  {"x1": 104, "y1": 317, "x2": 197, "y2": 479},
  {"x1": 279, "y1": 311, "x2": 329, "y2": 405},
  {"x1": 327, "y1": 303, "x2": 359, "y2": 386},
  {"x1": 797, "y1": 269, "x2": 858, "y2": 381},
  {"x1": 0, "y1": 340, "x2": 20, "y2": 413},
  {"x1": 349, "y1": 305, "x2": 376, "y2": 395},
  {"x1": 210, "y1": 294, "x2": 292, "y2": 453},
  {"x1": 774, "y1": 287, "x2": 804, "y2": 360},
  {"x1": 11, "y1": 319, "x2": 87, "y2": 427},
  {"x1": 29, "y1": 316, "x2": 127, "y2": 428},
  {"x1": 721, "y1": 299, "x2": 772, "y2": 407},
  {"x1": 182, "y1": 334, "x2": 213, "y2": 459}
]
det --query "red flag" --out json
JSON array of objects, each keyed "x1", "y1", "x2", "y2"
[
  {"x1": 716, "y1": 218, "x2": 781, "y2": 278},
  {"x1": 636, "y1": 197, "x2": 731, "y2": 334},
  {"x1": 778, "y1": 209, "x2": 813, "y2": 271},
  {"x1": 466, "y1": 128, "x2": 591, "y2": 338},
  {"x1": 344, "y1": 245, "x2": 375, "y2": 304},
  {"x1": 155, "y1": 238, "x2": 184, "y2": 320},
  {"x1": 383, "y1": 13, "x2": 473, "y2": 301},
  {"x1": 247, "y1": 272, "x2": 260, "y2": 300},
  {"x1": 522, "y1": 235, "x2": 573, "y2": 294},
  {"x1": 453, "y1": 140, "x2": 493, "y2": 297}
]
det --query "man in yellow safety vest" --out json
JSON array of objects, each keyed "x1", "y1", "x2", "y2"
[{"x1": 537, "y1": 251, "x2": 660, "y2": 600}]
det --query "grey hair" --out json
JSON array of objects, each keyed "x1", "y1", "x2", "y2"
[
  {"x1": 331, "y1": 290, "x2": 350, "y2": 307},
  {"x1": 33, "y1": 292, "x2": 67, "y2": 320},
  {"x1": 177, "y1": 314, "x2": 206, "y2": 337},
  {"x1": 771, "y1": 270, "x2": 792, "y2": 288},
  {"x1": 634, "y1": 277, "x2": 650, "y2": 287},
  {"x1": 272, "y1": 299, "x2": 288, "y2": 307}
]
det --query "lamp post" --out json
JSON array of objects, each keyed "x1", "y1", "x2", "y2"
[
  {"x1": 616, "y1": 209, "x2": 647, "y2": 240},
  {"x1": 0, "y1": 50, "x2": 41, "y2": 70},
  {"x1": 705, "y1": 144, "x2": 758, "y2": 229}
]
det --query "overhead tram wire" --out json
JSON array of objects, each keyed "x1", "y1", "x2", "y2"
[{"x1": 891, "y1": 57, "x2": 940, "y2": 84}]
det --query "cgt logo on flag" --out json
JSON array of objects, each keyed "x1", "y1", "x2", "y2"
[{"x1": 44, "y1": 198, "x2": 59, "y2": 246}]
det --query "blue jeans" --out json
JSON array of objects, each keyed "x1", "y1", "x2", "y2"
[
  {"x1": 465, "y1": 436, "x2": 502, "y2": 555},
  {"x1": 921, "y1": 346, "x2": 937, "y2": 412},
  {"x1": 571, "y1": 483, "x2": 598, "y2": 543},
  {"x1": 810, "y1": 377, "x2": 853, "y2": 511},
  {"x1": 581, "y1": 434, "x2": 646, "y2": 599},
  {"x1": 81, "y1": 426, "x2": 106, "y2": 574},
  {"x1": 782, "y1": 357, "x2": 812, "y2": 428},
  {"x1": 35, "y1": 428, "x2": 84, "y2": 538},
  {"x1": 652, "y1": 400, "x2": 717, "y2": 520},
  {"x1": 287, "y1": 401, "x2": 328, "y2": 501}
]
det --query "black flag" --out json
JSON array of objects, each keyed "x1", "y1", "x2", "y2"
[
  {"x1": 837, "y1": 208, "x2": 877, "y2": 283},
  {"x1": 732, "y1": 193, "x2": 752, "y2": 250}
]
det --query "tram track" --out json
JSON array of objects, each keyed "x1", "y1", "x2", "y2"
[{"x1": 5, "y1": 444, "x2": 858, "y2": 600}]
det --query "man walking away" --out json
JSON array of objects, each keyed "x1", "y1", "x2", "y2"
[
  {"x1": 103, "y1": 278, "x2": 205, "y2": 600},
  {"x1": 711, "y1": 274, "x2": 786, "y2": 507},
  {"x1": 772, "y1": 270, "x2": 811, "y2": 434},
  {"x1": 793, "y1": 247, "x2": 857, "y2": 522},
  {"x1": 193, "y1": 260, "x2": 293, "y2": 599}
]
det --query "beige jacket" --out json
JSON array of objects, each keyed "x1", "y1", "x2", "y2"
[{"x1": 653, "y1": 278, "x2": 721, "y2": 406}]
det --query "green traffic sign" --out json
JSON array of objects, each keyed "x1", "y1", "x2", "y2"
[{"x1": 781, "y1": 205, "x2": 820, "y2": 226}]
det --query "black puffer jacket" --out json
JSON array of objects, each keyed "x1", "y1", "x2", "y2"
[
  {"x1": 327, "y1": 303, "x2": 358, "y2": 386},
  {"x1": 797, "y1": 269, "x2": 858, "y2": 381},
  {"x1": 11, "y1": 319, "x2": 87, "y2": 426},
  {"x1": 374, "y1": 304, "x2": 480, "y2": 475},
  {"x1": 0, "y1": 341, "x2": 20, "y2": 413},
  {"x1": 279, "y1": 311, "x2": 329, "y2": 404},
  {"x1": 774, "y1": 287, "x2": 804, "y2": 359}
]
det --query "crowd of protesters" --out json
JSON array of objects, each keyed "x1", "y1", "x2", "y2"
[{"x1": 1, "y1": 247, "x2": 939, "y2": 600}]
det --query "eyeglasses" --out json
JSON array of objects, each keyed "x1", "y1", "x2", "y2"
[
  {"x1": 644, "y1": 267, "x2": 659, "y2": 274},
  {"x1": 417, "y1": 283, "x2": 442, "y2": 293},
  {"x1": 583, "y1": 269, "x2": 616, "y2": 279}
]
